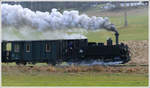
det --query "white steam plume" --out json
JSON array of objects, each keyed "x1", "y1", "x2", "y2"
[
  {"x1": 2, "y1": 27, "x2": 87, "y2": 40},
  {"x1": 2, "y1": 4, "x2": 117, "y2": 32}
]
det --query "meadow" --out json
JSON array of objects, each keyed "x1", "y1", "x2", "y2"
[
  {"x1": 2, "y1": 6, "x2": 148, "y2": 86},
  {"x1": 84, "y1": 7, "x2": 148, "y2": 42},
  {"x1": 2, "y1": 65, "x2": 148, "y2": 86},
  {"x1": 2, "y1": 72, "x2": 148, "y2": 86}
]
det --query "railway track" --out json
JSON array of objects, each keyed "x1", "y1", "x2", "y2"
[
  {"x1": 11, "y1": 64, "x2": 148, "y2": 68},
  {"x1": 2, "y1": 62, "x2": 148, "y2": 67}
]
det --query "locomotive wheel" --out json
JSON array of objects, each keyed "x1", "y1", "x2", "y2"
[
  {"x1": 51, "y1": 60, "x2": 56, "y2": 66},
  {"x1": 52, "y1": 62, "x2": 56, "y2": 66},
  {"x1": 47, "y1": 62, "x2": 56, "y2": 66}
]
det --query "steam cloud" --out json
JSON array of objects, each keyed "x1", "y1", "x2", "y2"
[
  {"x1": 2, "y1": 4, "x2": 117, "y2": 32},
  {"x1": 2, "y1": 4, "x2": 118, "y2": 40}
]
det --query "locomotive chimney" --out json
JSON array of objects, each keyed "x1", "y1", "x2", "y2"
[
  {"x1": 115, "y1": 32, "x2": 119, "y2": 45},
  {"x1": 103, "y1": 23, "x2": 119, "y2": 45}
]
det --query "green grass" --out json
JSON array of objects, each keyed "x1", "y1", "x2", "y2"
[
  {"x1": 2, "y1": 72, "x2": 148, "y2": 86},
  {"x1": 2, "y1": 7, "x2": 148, "y2": 87},
  {"x1": 84, "y1": 8, "x2": 148, "y2": 42}
]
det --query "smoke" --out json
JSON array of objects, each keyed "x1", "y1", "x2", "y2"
[
  {"x1": 2, "y1": 4, "x2": 118, "y2": 40},
  {"x1": 66, "y1": 60, "x2": 123, "y2": 66},
  {"x1": 2, "y1": 27, "x2": 87, "y2": 40}
]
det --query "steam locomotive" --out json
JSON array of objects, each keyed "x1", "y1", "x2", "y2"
[{"x1": 2, "y1": 32, "x2": 130, "y2": 65}]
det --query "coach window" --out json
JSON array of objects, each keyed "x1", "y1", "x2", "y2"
[
  {"x1": 6, "y1": 43, "x2": 12, "y2": 51},
  {"x1": 14, "y1": 44, "x2": 19, "y2": 52},
  {"x1": 26, "y1": 44, "x2": 30, "y2": 52},
  {"x1": 46, "y1": 43, "x2": 51, "y2": 52}
]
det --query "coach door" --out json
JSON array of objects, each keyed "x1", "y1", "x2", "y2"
[
  {"x1": 32, "y1": 41, "x2": 41, "y2": 60},
  {"x1": 23, "y1": 42, "x2": 32, "y2": 61},
  {"x1": 12, "y1": 42, "x2": 22, "y2": 61},
  {"x1": 45, "y1": 41, "x2": 57, "y2": 61}
]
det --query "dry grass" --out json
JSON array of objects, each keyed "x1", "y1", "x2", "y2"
[
  {"x1": 2, "y1": 65, "x2": 148, "y2": 74},
  {"x1": 64, "y1": 65, "x2": 105, "y2": 72},
  {"x1": 123, "y1": 40, "x2": 148, "y2": 65},
  {"x1": 46, "y1": 66, "x2": 56, "y2": 72}
]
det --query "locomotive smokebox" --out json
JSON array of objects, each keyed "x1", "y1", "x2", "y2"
[{"x1": 115, "y1": 32, "x2": 119, "y2": 45}]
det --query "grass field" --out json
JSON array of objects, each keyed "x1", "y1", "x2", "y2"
[
  {"x1": 84, "y1": 7, "x2": 148, "y2": 42},
  {"x1": 2, "y1": 6, "x2": 148, "y2": 86},
  {"x1": 2, "y1": 73, "x2": 148, "y2": 86},
  {"x1": 2, "y1": 66, "x2": 148, "y2": 86}
]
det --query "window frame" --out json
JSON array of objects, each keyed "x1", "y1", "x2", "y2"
[
  {"x1": 14, "y1": 43, "x2": 19, "y2": 52},
  {"x1": 45, "y1": 43, "x2": 51, "y2": 52},
  {"x1": 26, "y1": 43, "x2": 30, "y2": 52}
]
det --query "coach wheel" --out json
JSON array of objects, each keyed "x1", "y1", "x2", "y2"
[
  {"x1": 19, "y1": 62, "x2": 27, "y2": 65},
  {"x1": 21, "y1": 62, "x2": 27, "y2": 65},
  {"x1": 16, "y1": 62, "x2": 20, "y2": 65},
  {"x1": 32, "y1": 62, "x2": 36, "y2": 65}
]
